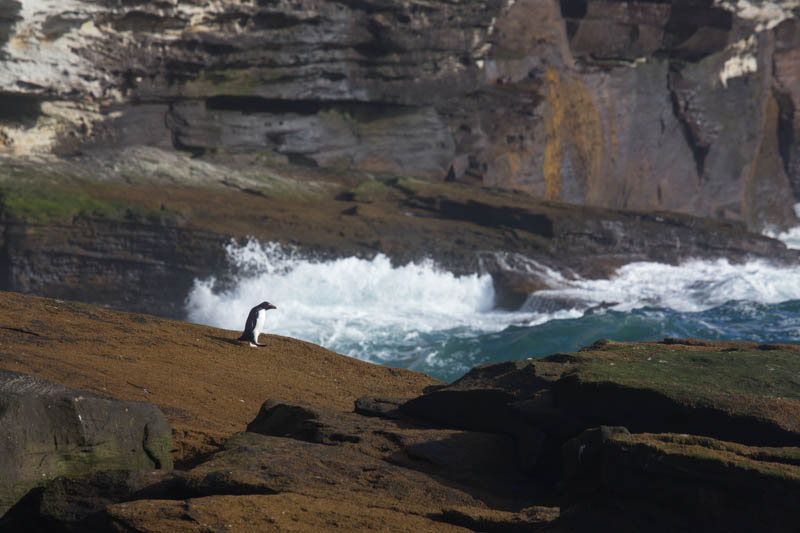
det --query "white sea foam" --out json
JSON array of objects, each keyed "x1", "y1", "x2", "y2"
[
  {"x1": 185, "y1": 240, "x2": 800, "y2": 367},
  {"x1": 763, "y1": 204, "x2": 800, "y2": 250},
  {"x1": 185, "y1": 240, "x2": 564, "y2": 364},
  {"x1": 534, "y1": 259, "x2": 800, "y2": 313},
  {"x1": 768, "y1": 227, "x2": 800, "y2": 250}
]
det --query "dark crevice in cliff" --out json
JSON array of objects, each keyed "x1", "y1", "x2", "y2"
[
  {"x1": 42, "y1": 13, "x2": 89, "y2": 40},
  {"x1": 0, "y1": 0, "x2": 21, "y2": 46},
  {"x1": 558, "y1": 0, "x2": 586, "y2": 41},
  {"x1": 354, "y1": 19, "x2": 408, "y2": 59},
  {"x1": 207, "y1": 96, "x2": 324, "y2": 115},
  {"x1": 0, "y1": 92, "x2": 42, "y2": 127},
  {"x1": 111, "y1": 11, "x2": 186, "y2": 33},
  {"x1": 402, "y1": 196, "x2": 555, "y2": 238},
  {"x1": 667, "y1": 67, "x2": 708, "y2": 179},
  {"x1": 251, "y1": 12, "x2": 322, "y2": 31},
  {"x1": 662, "y1": 4, "x2": 732, "y2": 61},
  {"x1": 172, "y1": 39, "x2": 241, "y2": 56},
  {"x1": 559, "y1": 0, "x2": 587, "y2": 19},
  {"x1": 205, "y1": 95, "x2": 413, "y2": 119}
]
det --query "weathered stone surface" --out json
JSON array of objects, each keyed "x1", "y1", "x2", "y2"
[
  {"x1": 401, "y1": 338, "x2": 800, "y2": 482},
  {"x1": 1, "y1": 0, "x2": 799, "y2": 230},
  {"x1": 245, "y1": 399, "x2": 530, "y2": 498},
  {"x1": 104, "y1": 493, "x2": 474, "y2": 533},
  {"x1": 0, "y1": 370, "x2": 173, "y2": 516},
  {"x1": 774, "y1": 19, "x2": 800, "y2": 199},
  {"x1": 246, "y1": 399, "x2": 365, "y2": 444},
  {"x1": 101, "y1": 410, "x2": 546, "y2": 531},
  {"x1": 0, "y1": 293, "x2": 798, "y2": 531},
  {"x1": 400, "y1": 359, "x2": 549, "y2": 433},
  {"x1": 1, "y1": 159, "x2": 796, "y2": 318},
  {"x1": 558, "y1": 427, "x2": 800, "y2": 533},
  {"x1": 432, "y1": 505, "x2": 561, "y2": 532},
  {"x1": 552, "y1": 339, "x2": 800, "y2": 446},
  {"x1": 0, "y1": 469, "x2": 180, "y2": 532},
  {"x1": 179, "y1": 431, "x2": 484, "y2": 505},
  {"x1": 0, "y1": 216, "x2": 227, "y2": 319},
  {"x1": 354, "y1": 396, "x2": 407, "y2": 419}
]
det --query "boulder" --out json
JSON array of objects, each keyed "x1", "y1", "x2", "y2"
[
  {"x1": 0, "y1": 370, "x2": 173, "y2": 516},
  {"x1": 400, "y1": 359, "x2": 573, "y2": 474},
  {"x1": 246, "y1": 399, "x2": 527, "y2": 496},
  {"x1": 178, "y1": 431, "x2": 483, "y2": 507},
  {"x1": 354, "y1": 396, "x2": 407, "y2": 419},
  {"x1": 246, "y1": 399, "x2": 363, "y2": 445}
]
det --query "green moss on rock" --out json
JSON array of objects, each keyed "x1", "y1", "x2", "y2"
[
  {"x1": 573, "y1": 341, "x2": 800, "y2": 402},
  {"x1": 0, "y1": 185, "x2": 175, "y2": 224},
  {"x1": 608, "y1": 431, "x2": 800, "y2": 482}
]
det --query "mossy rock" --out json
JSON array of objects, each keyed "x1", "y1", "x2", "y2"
[
  {"x1": 0, "y1": 370, "x2": 173, "y2": 516},
  {"x1": 560, "y1": 427, "x2": 800, "y2": 533},
  {"x1": 0, "y1": 184, "x2": 174, "y2": 224},
  {"x1": 553, "y1": 340, "x2": 800, "y2": 446}
]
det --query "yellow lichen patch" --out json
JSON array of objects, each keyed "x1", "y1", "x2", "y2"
[
  {"x1": 542, "y1": 68, "x2": 604, "y2": 202},
  {"x1": 489, "y1": 150, "x2": 523, "y2": 188}
]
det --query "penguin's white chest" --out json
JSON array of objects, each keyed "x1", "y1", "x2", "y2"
[{"x1": 253, "y1": 309, "x2": 266, "y2": 340}]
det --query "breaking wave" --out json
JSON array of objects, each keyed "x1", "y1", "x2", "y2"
[{"x1": 186, "y1": 240, "x2": 800, "y2": 381}]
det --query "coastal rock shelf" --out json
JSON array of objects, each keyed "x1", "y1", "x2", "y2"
[
  {"x1": 0, "y1": 292, "x2": 797, "y2": 531},
  {"x1": 0, "y1": 0, "x2": 798, "y2": 231},
  {"x1": 0, "y1": 159, "x2": 796, "y2": 318}
]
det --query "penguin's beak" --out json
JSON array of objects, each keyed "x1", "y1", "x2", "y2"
[{"x1": 270, "y1": 304, "x2": 277, "y2": 309}]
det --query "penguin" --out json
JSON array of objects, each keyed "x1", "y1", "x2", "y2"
[{"x1": 238, "y1": 301, "x2": 277, "y2": 347}]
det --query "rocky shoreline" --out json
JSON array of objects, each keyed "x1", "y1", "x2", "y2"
[
  {"x1": 0, "y1": 149, "x2": 797, "y2": 319},
  {"x1": 1, "y1": 0, "x2": 799, "y2": 529},
  {"x1": 0, "y1": 292, "x2": 797, "y2": 531}
]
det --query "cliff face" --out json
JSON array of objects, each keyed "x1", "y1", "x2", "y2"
[
  {"x1": 0, "y1": 159, "x2": 796, "y2": 319},
  {"x1": 0, "y1": 0, "x2": 798, "y2": 232}
]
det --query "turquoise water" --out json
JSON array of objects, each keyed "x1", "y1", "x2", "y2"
[
  {"x1": 187, "y1": 240, "x2": 800, "y2": 383},
  {"x1": 380, "y1": 300, "x2": 800, "y2": 382}
]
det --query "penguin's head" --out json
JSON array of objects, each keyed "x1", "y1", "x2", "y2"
[{"x1": 259, "y1": 301, "x2": 277, "y2": 310}]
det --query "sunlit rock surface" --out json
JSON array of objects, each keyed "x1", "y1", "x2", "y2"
[{"x1": 0, "y1": 0, "x2": 798, "y2": 230}]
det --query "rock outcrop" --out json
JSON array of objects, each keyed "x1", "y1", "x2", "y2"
[
  {"x1": 0, "y1": 370, "x2": 172, "y2": 517},
  {"x1": 0, "y1": 0, "x2": 798, "y2": 231},
  {"x1": 559, "y1": 428, "x2": 800, "y2": 533},
  {"x1": 0, "y1": 293, "x2": 797, "y2": 531},
  {"x1": 0, "y1": 159, "x2": 796, "y2": 318}
]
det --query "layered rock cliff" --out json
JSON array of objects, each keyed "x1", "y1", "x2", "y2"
[
  {"x1": 0, "y1": 154, "x2": 795, "y2": 318},
  {"x1": 1, "y1": 0, "x2": 798, "y2": 231}
]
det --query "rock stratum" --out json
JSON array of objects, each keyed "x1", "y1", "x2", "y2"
[
  {"x1": 0, "y1": 151, "x2": 797, "y2": 318},
  {"x1": 0, "y1": 0, "x2": 799, "y2": 233},
  {"x1": 0, "y1": 292, "x2": 798, "y2": 531}
]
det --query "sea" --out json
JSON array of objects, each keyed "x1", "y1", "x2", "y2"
[{"x1": 186, "y1": 225, "x2": 800, "y2": 383}]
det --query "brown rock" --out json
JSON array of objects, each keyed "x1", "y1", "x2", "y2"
[
  {"x1": 558, "y1": 428, "x2": 800, "y2": 533},
  {"x1": 105, "y1": 493, "x2": 472, "y2": 533}
]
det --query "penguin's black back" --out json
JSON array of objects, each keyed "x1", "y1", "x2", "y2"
[
  {"x1": 238, "y1": 306, "x2": 262, "y2": 342},
  {"x1": 238, "y1": 301, "x2": 275, "y2": 343}
]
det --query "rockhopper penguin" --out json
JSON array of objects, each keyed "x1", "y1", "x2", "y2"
[{"x1": 238, "y1": 301, "x2": 277, "y2": 347}]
